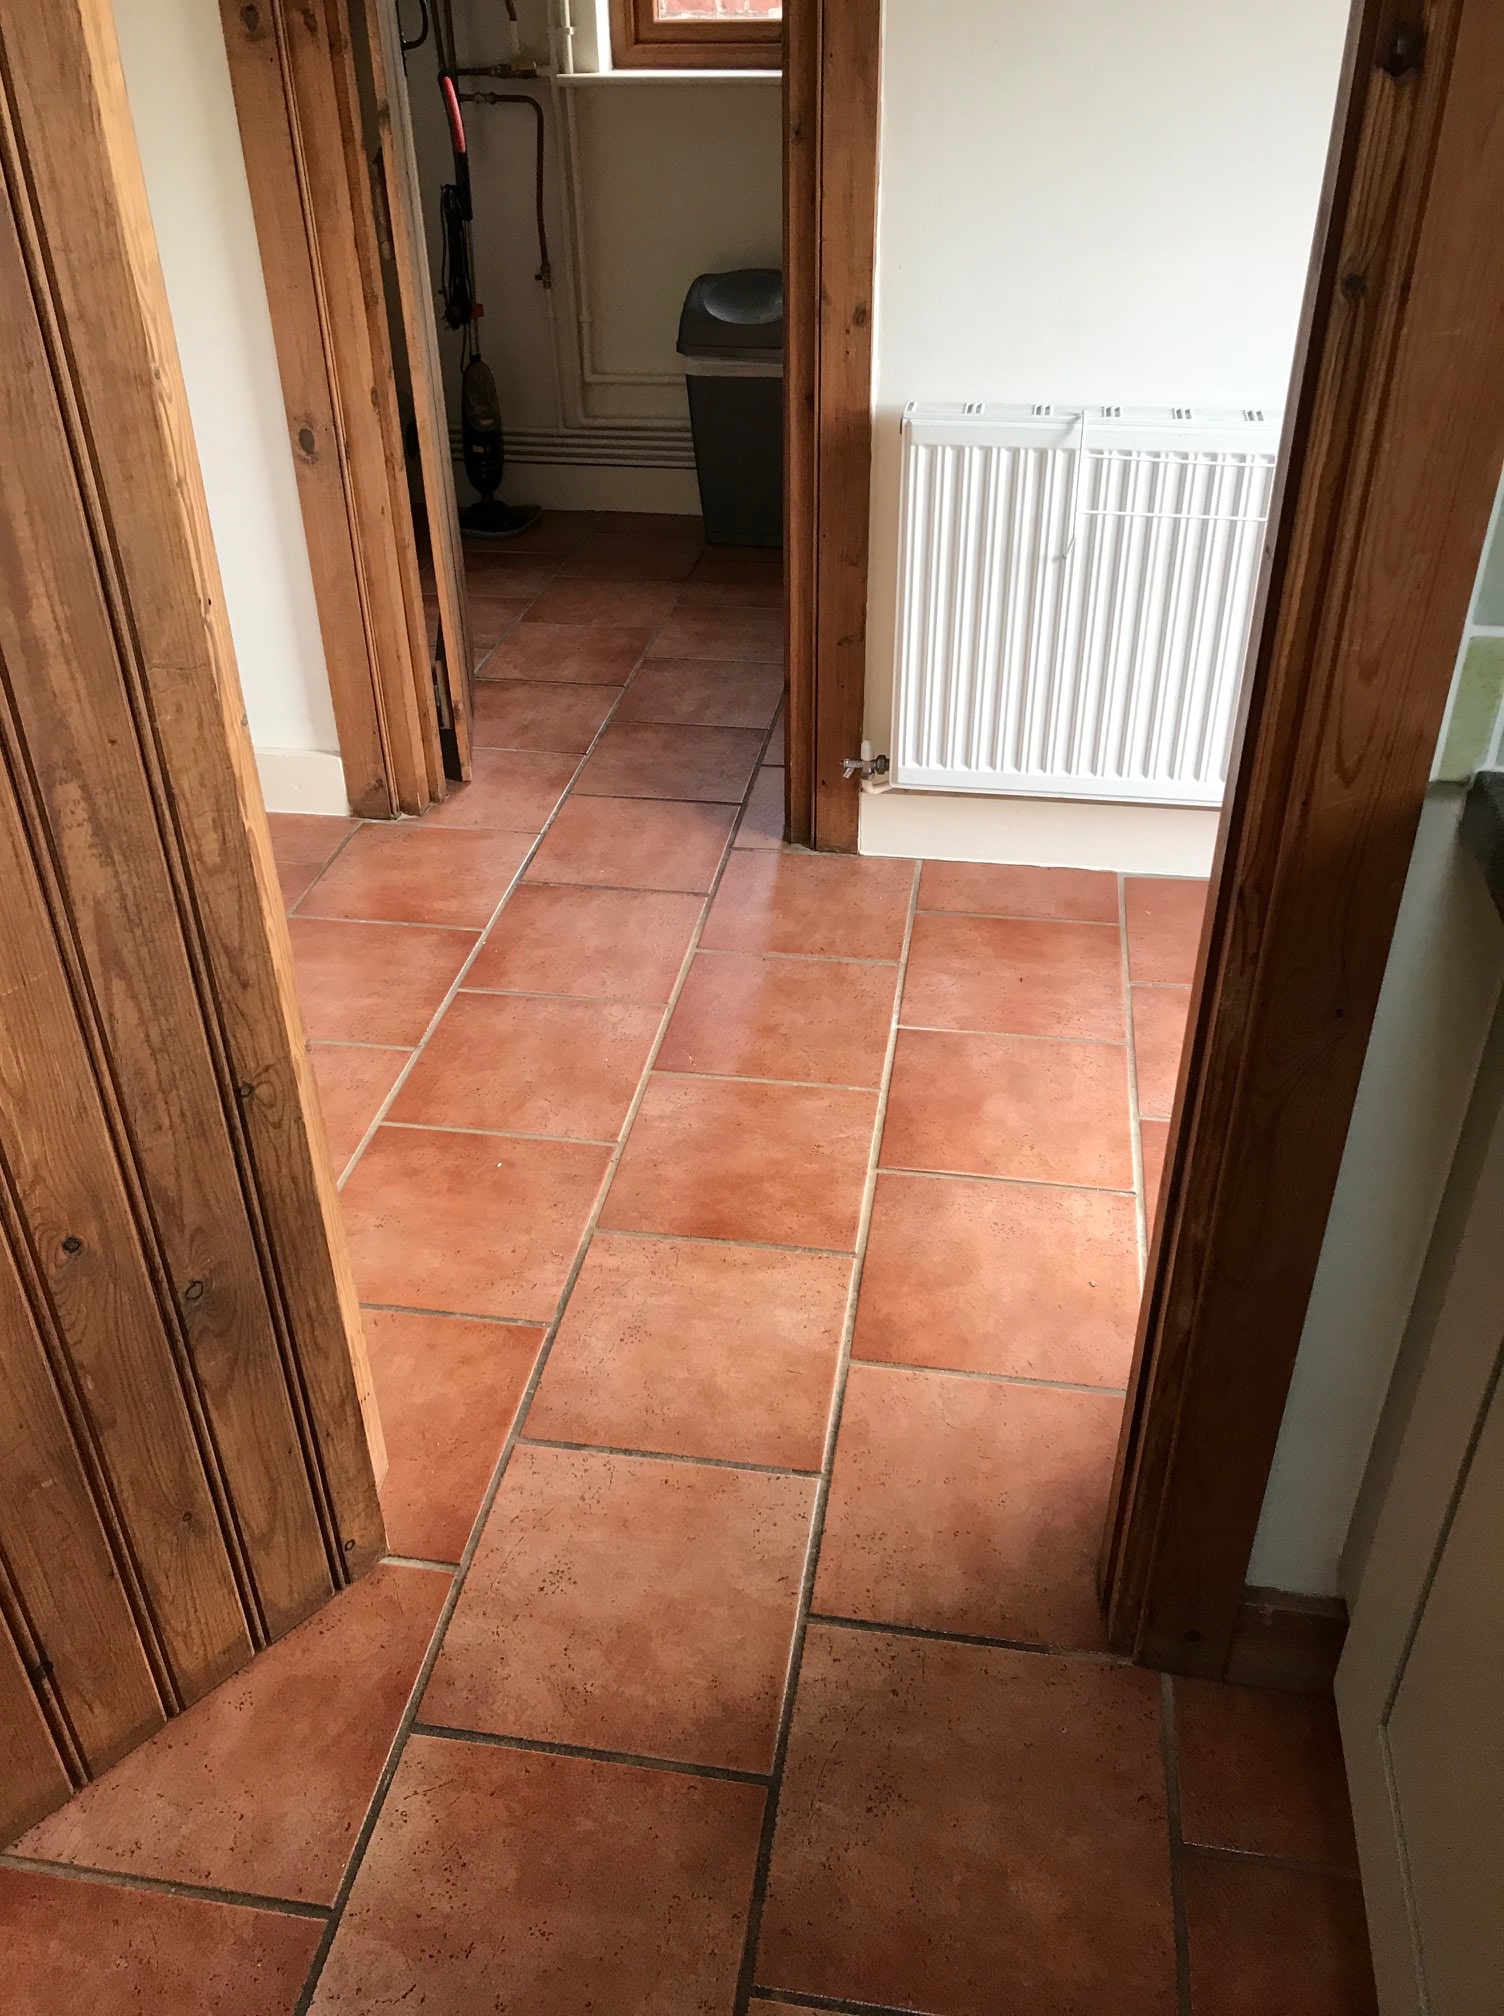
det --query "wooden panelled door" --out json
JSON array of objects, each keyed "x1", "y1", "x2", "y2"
[
  {"x1": 219, "y1": 0, "x2": 476, "y2": 813},
  {"x1": 0, "y1": 0, "x2": 385, "y2": 1844}
]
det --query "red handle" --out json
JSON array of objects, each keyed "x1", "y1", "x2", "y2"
[{"x1": 441, "y1": 73, "x2": 466, "y2": 156}]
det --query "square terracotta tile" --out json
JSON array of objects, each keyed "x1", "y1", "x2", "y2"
[
  {"x1": 522, "y1": 577, "x2": 679, "y2": 629},
  {"x1": 883, "y1": 1029, "x2": 1134, "y2": 1189},
  {"x1": 647, "y1": 606, "x2": 782, "y2": 662},
  {"x1": 421, "y1": 748, "x2": 577, "y2": 832},
  {"x1": 423, "y1": 1445, "x2": 814, "y2": 1770},
  {"x1": 602, "y1": 1075, "x2": 877, "y2": 1251},
  {"x1": 309, "y1": 1737, "x2": 763, "y2": 2014},
  {"x1": 390, "y1": 992, "x2": 660, "y2": 1140},
  {"x1": 1141, "y1": 1119, "x2": 1170, "y2": 1221},
  {"x1": 618, "y1": 658, "x2": 784, "y2": 730},
  {"x1": 296, "y1": 823, "x2": 531, "y2": 929},
  {"x1": 575, "y1": 720, "x2": 764, "y2": 803},
  {"x1": 658, "y1": 951, "x2": 896, "y2": 1086},
  {"x1": 766, "y1": 707, "x2": 785, "y2": 763},
  {"x1": 702, "y1": 850, "x2": 914, "y2": 960},
  {"x1": 482, "y1": 622, "x2": 647, "y2": 684},
  {"x1": 560, "y1": 530, "x2": 704, "y2": 583},
  {"x1": 919, "y1": 859, "x2": 1120, "y2": 923},
  {"x1": 853, "y1": 1171, "x2": 1139, "y2": 1386},
  {"x1": 310, "y1": 1043, "x2": 409, "y2": 1170},
  {"x1": 289, "y1": 918, "x2": 476, "y2": 1047},
  {"x1": 689, "y1": 543, "x2": 782, "y2": 589},
  {"x1": 15, "y1": 1565, "x2": 446, "y2": 1905},
  {"x1": 465, "y1": 884, "x2": 702, "y2": 1002},
  {"x1": 340, "y1": 1126, "x2": 610, "y2": 1320},
  {"x1": 526, "y1": 796, "x2": 735, "y2": 893},
  {"x1": 468, "y1": 593, "x2": 532, "y2": 650},
  {"x1": 529, "y1": 1233, "x2": 848, "y2": 1469},
  {"x1": 676, "y1": 577, "x2": 782, "y2": 612},
  {"x1": 735, "y1": 764, "x2": 785, "y2": 848},
  {"x1": 0, "y1": 1870, "x2": 322, "y2": 2015},
  {"x1": 465, "y1": 551, "x2": 559, "y2": 595},
  {"x1": 1133, "y1": 984, "x2": 1192, "y2": 1119},
  {"x1": 814, "y1": 1365, "x2": 1119, "y2": 1649},
  {"x1": 1174, "y1": 1679, "x2": 1359, "y2": 1870},
  {"x1": 1126, "y1": 876, "x2": 1208, "y2": 983},
  {"x1": 902, "y1": 912, "x2": 1126, "y2": 1039},
  {"x1": 756, "y1": 1625, "x2": 1174, "y2": 2015},
  {"x1": 365, "y1": 1309, "x2": 543, "y2": 1562},
  {"x1": 469, "y1": 679, "x2": 618, "y2": 753},
  {"x1": 1182, "y1": 1856, "x2": 1376, "y2": 2016},
  {"x1": 266, "y1": 811, "x2": 357, "y2": 870}
]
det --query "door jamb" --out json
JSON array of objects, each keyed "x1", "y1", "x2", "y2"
[
  {"x1": 1101, "y1": 0, "x2": 1504, "y2": 1675},
  {"x1": 783, "y1": 0, "x2": 877, "y2": 853}
]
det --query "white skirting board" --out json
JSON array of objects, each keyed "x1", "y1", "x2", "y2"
[
  {"x1": 858, "y1": 785, "x2": 1219, "y2": 877},
  {"x1": 253, "y1": 746, "x2": 350, "y2": 817}
]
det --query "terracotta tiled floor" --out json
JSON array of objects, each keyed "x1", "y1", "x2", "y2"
[{"x1": 0, "y1": 513, "x2": 1377, "y2": 2014}]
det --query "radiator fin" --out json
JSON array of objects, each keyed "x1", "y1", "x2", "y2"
[{"x1": 892, "y1": 405, "x2": 1279, "y2": 806}]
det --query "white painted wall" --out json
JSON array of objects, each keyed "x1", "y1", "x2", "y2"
[
  {"x1": 860, "y1": 0, "x2": 1352, "y2": 865},
  {"x1": 405, "y1": 0, "x2": 781, "y2": 513},
  {"x1": 112, "y1": 0, "x2": 346, "y2": 815}
]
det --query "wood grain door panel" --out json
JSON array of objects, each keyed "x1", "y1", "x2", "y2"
[{"x1": 0, "y1": 0, "x2": 385, "y2": 1847}]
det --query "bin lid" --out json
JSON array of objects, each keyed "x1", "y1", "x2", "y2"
[{"x1": 677, "y1": 268, "x2": 784, "y2": 358}]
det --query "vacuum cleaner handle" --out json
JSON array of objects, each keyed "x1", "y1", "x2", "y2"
[{"x1": 440, "y1": 72, "x2": 471, "y2": 222}]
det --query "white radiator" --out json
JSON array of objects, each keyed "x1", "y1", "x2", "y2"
[{"x1": 891, "y1": 404, "x2": 1280, "y2": 806}]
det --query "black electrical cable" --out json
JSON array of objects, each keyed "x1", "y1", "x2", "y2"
[
  {"x1": 439, "y1": 181, "x2": 476, "y2": 345},
  {"x1": 397, "y1": 0, "x2": 429, "y2": 55}
]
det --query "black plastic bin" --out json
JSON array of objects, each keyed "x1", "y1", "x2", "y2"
[{"x1": 677, "y1": 268, "x2": 783, "y2": 548}]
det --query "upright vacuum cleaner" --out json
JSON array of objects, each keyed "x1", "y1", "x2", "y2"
[{"x1": 434, "y1": 31, "x2": 540, "y2": 540}]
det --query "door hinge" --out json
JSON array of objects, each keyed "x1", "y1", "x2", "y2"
[{"x1": 842, "y1": 748, "x2": 889, "y2": 781}]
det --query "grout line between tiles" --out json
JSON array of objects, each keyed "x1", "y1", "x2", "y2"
[
  {"x1": 0, "y1": 1850, "x2": 330, "y2": 1923},
  {"x1": 377, "y1": 1119, "x2": 620, "y2": 1148},
  {"x1": 914, "y1": 904, "x2": 1121, "y2": 928},
  {"x1": 895, "y1": 1022, "x2": 1126, "y2": 1048},
  {"x1": 409, "y1": 1722, "x2": 770, "y2": 1787},
  {"x1": 847, "y1": 1358, "x2": 1128, "y2": 1398},
  {"x1": 590, "y1": 1225, "x2": 856, "y2": 1260},
  {"x1": 731, "y1": 857, "x2": 924, "y2": 2016},
  {"x1": 1185, "y1": 1841, "x2": 1367, "y2": 1882},
  {"x1": 294, "y1": 579, "x2": 770, "y2": 2009},
  {"x1": 650, "y1": 1069, "x2": 883, "y2": 1095},
  {"x1": 750, "y1": 1988, "x2": 943, "y2": 2016},
  {"x1": 808, "y1": 1611, "x2": 1132, "y2": 1666},
  {"x1": 876, "y1": 1161, "x2": 1136, "y2": 1198},
  {"x1": 358, "y1": 1301, "x2": 546, "y2": 1327},
  {"x1": 1120, "y1": 873, "x2": 1150, "y2": 1278},
  {"x1": 518, "y1": 1436, "x2": 823, "y2": 1479}
]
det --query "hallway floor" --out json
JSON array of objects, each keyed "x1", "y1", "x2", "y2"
[{"x1": 0, "y1": 514, "x2": 1374, "y2": 2013}]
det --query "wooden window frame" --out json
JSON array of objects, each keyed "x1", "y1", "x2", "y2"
[{"x1": 609, "y1": 0, "x2": 781, "y2": 73}]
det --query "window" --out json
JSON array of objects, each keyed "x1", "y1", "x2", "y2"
[{"x1": 609, "y1": 0, "x2": 782, "y2": 71}]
